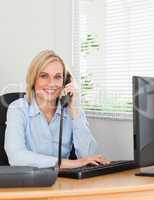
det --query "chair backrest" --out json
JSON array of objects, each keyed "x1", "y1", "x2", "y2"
[{"x1": 0, "y1": 92, "x2": 25, "y2": 165}]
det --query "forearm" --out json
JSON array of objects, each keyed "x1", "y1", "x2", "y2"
[
  {"x1": 69, "y1": 106, "x2": 80, "y2": 119},
  {"x1": 72, "y1": 116, "x2": 97, "y2": 157},
  {"x1": 69, "y1": 106, "x2": 97, "y2": 157},
  {"x1": 6, "y1": 148, "x2": 58, "y2": 168}
]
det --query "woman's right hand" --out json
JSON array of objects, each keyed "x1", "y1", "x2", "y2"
[
  {"x1": 60, "y1": 155, "x2": 110, "y2": 169},
  {"x1": 79, "y1": 154, "x2": 110, "y2": 166}
]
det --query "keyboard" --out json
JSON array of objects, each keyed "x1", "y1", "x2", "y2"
[{"x1": 59, "y1": 160, "x2": 136, "y2": 179}]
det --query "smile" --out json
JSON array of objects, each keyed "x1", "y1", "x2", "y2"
[{"x1": 43, "y1": 89, "x2": 57, "y2": 94}]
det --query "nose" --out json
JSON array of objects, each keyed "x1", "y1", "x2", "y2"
[
  {"x1": 47, "y1": 76, "x2": 61, "y2": 88},
  {"x1": 47, "y1": 77, "x2": 56, "y2": 87}
]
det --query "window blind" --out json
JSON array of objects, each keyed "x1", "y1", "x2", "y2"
[{"x1": 72, "y1": 0, "x2": 154, "y2": 119}]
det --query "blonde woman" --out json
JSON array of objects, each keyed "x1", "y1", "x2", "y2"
[{"x1": 5, "y1": 50, "x2": 108, "y2": 169}]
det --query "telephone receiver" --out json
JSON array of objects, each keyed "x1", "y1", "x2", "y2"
[{"x1": 60, "y1": 72, "x2": 72, "y2": 107}]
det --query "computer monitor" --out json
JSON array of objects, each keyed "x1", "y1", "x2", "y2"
[{"x1": 133, "y1": 76, "x2": 154, "y2": 175}]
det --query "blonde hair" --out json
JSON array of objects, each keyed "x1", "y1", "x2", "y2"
[{"x1": 26, "y1": 50, "x2": 67, "y2": 103}]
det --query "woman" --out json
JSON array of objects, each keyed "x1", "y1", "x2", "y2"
[{"x1": 4, "y1": 50, "x2": 109, "y2": 168}]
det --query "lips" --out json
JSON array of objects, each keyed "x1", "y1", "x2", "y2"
[{"x1": 43, "y1": 88, "x2": 56, "y2": 95}]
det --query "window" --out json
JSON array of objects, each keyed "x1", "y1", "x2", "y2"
[{"x1": 72, "y1": 0, "x2": 154, "y2": 119}]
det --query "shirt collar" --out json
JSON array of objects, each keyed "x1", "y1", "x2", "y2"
[
  {"x1": 28, "y1": 96, "x2": 68, "y2": 118},
  {"x1": 28, "y1": 96, "x2": 41, "y2": 117}
]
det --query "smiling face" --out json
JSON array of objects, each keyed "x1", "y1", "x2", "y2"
[{"x1": 34, "y1": 60, "x2": 64, "y2": 104}]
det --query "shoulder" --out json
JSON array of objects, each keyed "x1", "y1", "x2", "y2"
[{"x1": 7, "y1": 95, "x2": 29, "y2": 115}]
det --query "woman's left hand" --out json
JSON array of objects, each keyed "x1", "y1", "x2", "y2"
[{"x1": 63, "y1": 77, "x2": 80, "y2": 118}]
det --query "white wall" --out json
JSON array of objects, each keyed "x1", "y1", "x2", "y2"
[
  {"x1": 54, "y1": 0, "x2": 72, "y2": 67},
  {"x1": 88, "y1": 117, "x2": 134, "y2": 160},
  {"x1": 0, "y1": 0, "x2": 133, "y2": 160},
  {"x1": 0, "y1": 0, "x2": 72, "y2": 94}
]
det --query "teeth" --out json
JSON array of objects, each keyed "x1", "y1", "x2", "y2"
[{"x1": 44, "y1": 89, "x2": 55, "y2": 93}]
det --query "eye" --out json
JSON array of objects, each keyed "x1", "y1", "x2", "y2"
[
  {"x1": 39, "y1": 73, "x2": 49, "y2": 79},
  {"x1": 55, "y1": 75, "x2": 63, "y2": 80}
]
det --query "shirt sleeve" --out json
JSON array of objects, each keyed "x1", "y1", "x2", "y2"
[
  {"x1": 4, "y1": 103, "x2": 57, "y2": 168},
  {"x1": 71, "y1": 108, "x2": 98, "y2": 158}
]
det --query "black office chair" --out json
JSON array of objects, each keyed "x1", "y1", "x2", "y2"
[
  {"x1": 0, "y1": 92, "x2": 25, "y2": 165},
  {"x1": 0, "y1": 92, "x2": 76, "y2": 165}
]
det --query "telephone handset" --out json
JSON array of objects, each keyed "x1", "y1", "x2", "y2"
[{"x1": 60, "y1": 72, "x2": 72, "y2": 107}]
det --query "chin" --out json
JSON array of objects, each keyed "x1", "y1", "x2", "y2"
[
  {"x1": 44, "y1": 95, "x2": 56, "y2": 102},
  {"x1": 36, "y1": 90, "x2": 60, "y2": 103},
  {"x1": 44, "y1": 93, "x2": 59, "y2": 102}
]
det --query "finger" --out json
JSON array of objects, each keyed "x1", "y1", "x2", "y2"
[
  {"x1": 64, "y1": 83, "x2": 74, "y2": 87},
  {"x1": 64, "y1": 85, "x2": 74, "y2": 91},
  {"x1": 64, "y1": 83, "x2": 75, "y2": 90},
  {"x1": 64, "y1": 87, "x2": 75, "y2": 95},
  {"x1": 65, "y1": 90, "x2": 75, "y2": 96},
  {"x1": 64, "y1": 88, "x2": 74, "y2": 96},
  {"x1": 92, "y1": 156, "x2": 110, "y2": 165},
  {"x1": 96, "y1": 155, "x2": 111, "y2": 164},
  {"x1": 65, "y1": 83, "x2": 79, "y2": 91},
  {"x1": 99, "y1": 159, "x2": 111, "y2": 165},
  {"x1": 87, "y1": 161, "x2": 99, "y2": 166}
]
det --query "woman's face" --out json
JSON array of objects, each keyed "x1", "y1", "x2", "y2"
[{"x1": 34, "y1": 61, "x2": 64, "y2": 103}]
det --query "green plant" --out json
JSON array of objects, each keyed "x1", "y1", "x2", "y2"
[
  {"x1": 81, "y1": 73, "x2": 93, "y2": 96},
  {"x1": 81, "y1": 33, "x2": 100, "y2": 55}
]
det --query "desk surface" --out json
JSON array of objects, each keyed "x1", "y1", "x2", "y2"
[{"x1": 0, "y1": 169, "x2": 154, "y2": 200}]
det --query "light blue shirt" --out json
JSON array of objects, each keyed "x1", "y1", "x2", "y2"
[{"x1": 4, "y1": 95, "x2": 97, "y2": 168}]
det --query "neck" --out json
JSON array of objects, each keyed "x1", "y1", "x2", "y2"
[{"x1": 36, "y1": 96, "x2": 57, "y2": 114}]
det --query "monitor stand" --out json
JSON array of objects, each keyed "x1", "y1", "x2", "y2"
[{"x1": 135, "y1": 165, "x2": 154, "y2": 176}]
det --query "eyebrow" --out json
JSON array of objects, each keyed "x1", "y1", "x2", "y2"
[
  {"x1": 39, "y1": 72, "x2": 63, "y2": 75},
  {"x1": 55, "y1": 73, "x2": 63, "y2": 75}
]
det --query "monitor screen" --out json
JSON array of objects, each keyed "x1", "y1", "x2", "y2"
[{"x1": 133, "y1": 76, "x2": 154, "y2": 167}]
